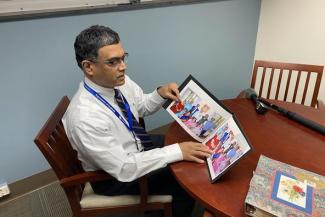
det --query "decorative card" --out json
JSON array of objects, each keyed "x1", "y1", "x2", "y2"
[{"x1": 272, "y1": 171, "x2": 313, "y2": 214}]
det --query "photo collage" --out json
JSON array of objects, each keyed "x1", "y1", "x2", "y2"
[
  {"x1": 169, "y1": 87, "x2": 227, "y2": 142},
  {"x1": 205, "y1": 119, "x2": 251, "y2": 180}
]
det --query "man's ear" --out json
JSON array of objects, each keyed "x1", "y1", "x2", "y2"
[{"x1": 81, "y1": 60, "x2": 94, "y2": 76}]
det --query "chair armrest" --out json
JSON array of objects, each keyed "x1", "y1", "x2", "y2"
[
  {"x1": 317, "y1": 100, "x2": 325, "y2": 110},
  {"x1": 61, "y1": 171, "x2": 151, "y2": 209},
  {"x1": 60, "y1": 170, "x2": 113, "y2": 188}
]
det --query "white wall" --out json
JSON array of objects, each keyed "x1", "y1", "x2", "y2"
[{"x1": 254, "y1": 0, "x2": 325, "y2": 102}]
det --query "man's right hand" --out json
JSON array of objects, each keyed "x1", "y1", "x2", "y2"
[{"x1": 178, "y1": 142, "x2": 213, "y2": 163}]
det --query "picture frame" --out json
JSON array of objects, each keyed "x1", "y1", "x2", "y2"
[{"x1": 164, "y1": 75, "x2": 252, "y2": 182}]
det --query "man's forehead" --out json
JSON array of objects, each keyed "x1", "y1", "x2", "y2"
[{"x1": 98, "y1": 43, "x2": 125, "y2": 58}]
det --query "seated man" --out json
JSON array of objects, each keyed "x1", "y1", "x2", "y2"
[{"x1": 63, "y1": 25, "x2": 212, "y2": 217}]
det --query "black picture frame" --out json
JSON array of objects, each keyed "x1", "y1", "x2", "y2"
[{"x1": 164, "y1": 75, "x2": 253, "y2": 182}]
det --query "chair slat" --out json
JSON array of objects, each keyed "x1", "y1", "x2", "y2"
[
  {"x1": 284, "y1": 70, "x2": 292, "y2": 102},
  {"x1": 312, "y1": 72, "x2": 323, "y2": 107},
  {"x1": 292, "y1": 71, "x2": 302, "y2": 103},
  {"x1": 266, "y1": 67, "x2": 275, "y2": 99},
  {"x1": 302, "y1": 71, "x2": 311, "y2": 105},
  {"x1": 258, "y1": 66, "x2": 267, "y2": 97},
  {"x1": 275, "y1": 68, "x2": 283, "y2": 99}
]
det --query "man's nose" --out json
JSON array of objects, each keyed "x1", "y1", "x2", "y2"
[{"x1": 118, "y1": 60, "x2": 127, "y2": 71}]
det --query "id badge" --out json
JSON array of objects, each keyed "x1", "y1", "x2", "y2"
[{"x1": 135, "y1": 137, "x2": 144, "y2": 152}]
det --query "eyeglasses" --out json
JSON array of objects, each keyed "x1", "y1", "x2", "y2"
[{"x1": 92, "y1": 52, "x2": 128, "y2": 68}]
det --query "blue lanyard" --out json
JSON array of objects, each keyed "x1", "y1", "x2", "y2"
[{"x1": 83, "y1": 82, "x2": 133, "y2": 131}]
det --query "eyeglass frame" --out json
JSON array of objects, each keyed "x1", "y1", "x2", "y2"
[{"x1": 90, "y1": 52, "x2": 128, "y2": 68}]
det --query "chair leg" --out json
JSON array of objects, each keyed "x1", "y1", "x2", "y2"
[
  {"x1": 73, "y1": 213, "x2": 82, "y2": 217},
  {"x1": 202, "y1": 209, "x2": 214, "y2": 217},
  {"x1": 71, "y1": 208, "x2": 82, "y2": 217},
  {"x1": 164, "y1": 202, "x2": 173, "y2": 217}
]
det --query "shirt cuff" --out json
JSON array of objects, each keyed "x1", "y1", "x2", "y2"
[
  {"x1": 152, "y1": 88, "x2": 166, "y2": 104},
  {"x1": 162, "y1": 143, "x2": 183, "y2": 164}
]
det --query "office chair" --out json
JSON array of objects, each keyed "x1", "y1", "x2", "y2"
[{"x1": 34, "y1": 96, "x2": 172, "y2": 217}]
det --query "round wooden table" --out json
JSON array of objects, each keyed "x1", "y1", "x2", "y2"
[{"x1": 165, "y1": 98, "x2": 325, "y2": 217}]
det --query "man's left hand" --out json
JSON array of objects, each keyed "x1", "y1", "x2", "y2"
[{"x1": 157, "y1": 83, "x2": 181, "y2": 102}]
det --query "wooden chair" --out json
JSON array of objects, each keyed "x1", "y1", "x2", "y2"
[
  {"x1": 251, "y1": 60, "x2": 323, "y2": 107},
  {"x1": 34, "y1": 96, "x2": 172, "y2": 217}
]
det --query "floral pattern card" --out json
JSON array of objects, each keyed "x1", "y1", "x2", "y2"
[{"x1": 272, "y1": 171, "x2": 313, "y2": 214}]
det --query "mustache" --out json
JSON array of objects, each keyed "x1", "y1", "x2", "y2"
[{"x1": 117, "y1": 74, "x2": 125, "y2": 79}]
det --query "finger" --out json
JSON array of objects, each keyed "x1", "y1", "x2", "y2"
[
  {"x1": 193, "y1": 143, "x2": 212, "y2": 152},
  {"x1": 170, "y1": 91, "x2": 181, "y2": 102},
  {"x1": 199, "y1": 147, "x2": 214, "y2": 155},
  {"x1": 191, "y1": 149, "x2": 210, "y2": 158},
  {"x1": 171, "y1": 88, "x2": 181, "y2": 102},
  {"x1": 195, "y1": 150, "x2": 212, "y2": 158},
  {"x1": 191, "y1": 146, "x2": 211, "y2": 155},
  {"x1": 169, "y1": 84, "x2": 181, "y2": 101},
  {"x1": 189, "y1": 155, "x2": 205, "y2": 163},
  {"x1": 166, "y1": 92, "x2": 179, "y2": 101}
]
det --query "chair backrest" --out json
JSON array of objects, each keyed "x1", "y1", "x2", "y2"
[
  {"x1": 34, "y1": 96, "x2": 84, "y2": 211},
  {"x1": 251, "y1": 60, "x2": 323, "y2": 107}
]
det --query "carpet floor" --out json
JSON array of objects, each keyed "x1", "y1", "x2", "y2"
[{"x1": 0, "y1": 181, "x2": 204, "y2": 217}]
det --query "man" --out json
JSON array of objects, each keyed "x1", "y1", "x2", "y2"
[
  {"x1": 192, "y1": 104, "x2": 210, "y2": 123},
  {"x1": 199, "y1": 117, "x2": 216, "y2": 138},
  {"x1": 63, "y1": 25, "x2": 212, "y2": 216},
  {"x1": 196, "y1": 114, "x2": 209, "y2": 127},
  {"x1": 189, "y1": 103, "x2": 200, "y2": 116}
]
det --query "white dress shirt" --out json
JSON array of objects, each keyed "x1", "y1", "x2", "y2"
[{"x1": 62, "y1": 75, "x2": 183, "y2": 182}]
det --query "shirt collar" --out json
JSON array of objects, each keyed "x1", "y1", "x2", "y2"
[{"x1": 83, "y1": 76, "x2": 115, "y2": 98}]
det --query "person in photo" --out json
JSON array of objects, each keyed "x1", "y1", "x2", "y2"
[
  {"x1": 184, "y1": 116, "x2": 197, "y2": 129},
  {"x1": 170, "y1": 100, "x2": 184, "y2": 114},
  {"x1": 199, "y1": 117, "x2": 216, "y2": 138}
]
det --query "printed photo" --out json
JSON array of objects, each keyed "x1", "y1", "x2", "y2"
[
  {"x1": 166, "y1": 80, "x2": 231, "y2": 142},
  {"x1": 206, "y1": 119, "x2": 251, "y2": 180}
]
